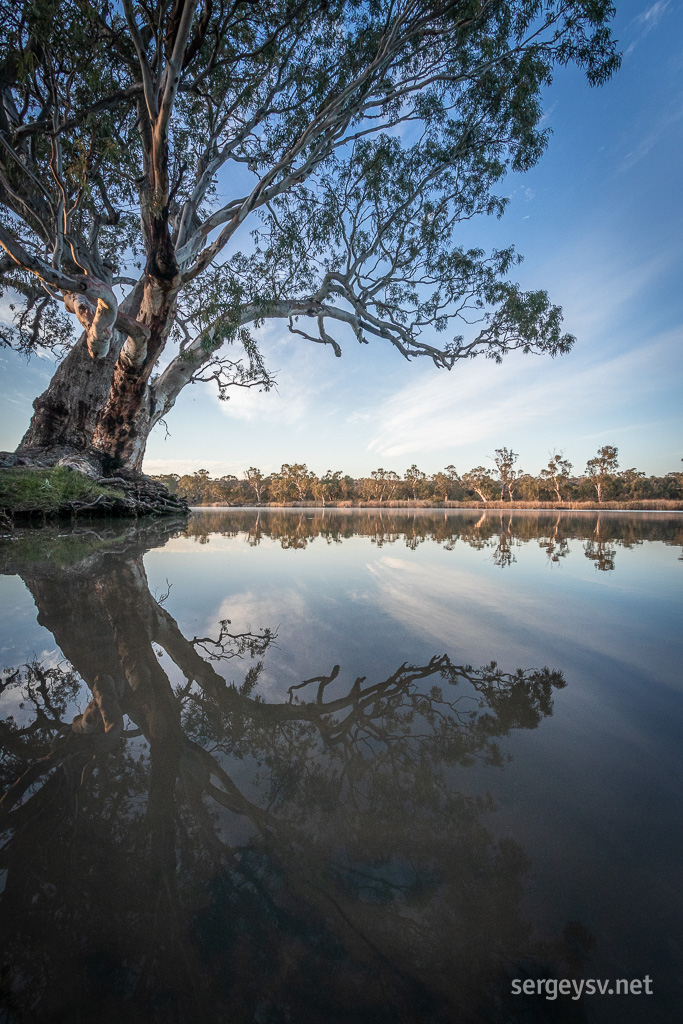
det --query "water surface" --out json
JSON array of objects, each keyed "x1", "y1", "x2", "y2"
[{"x1": 1, "y1": 509, "x2": 681, "y2": 1023}]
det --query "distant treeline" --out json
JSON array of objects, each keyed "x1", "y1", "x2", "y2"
[{"x1": 152, "y1": 446, "x2": 683, "y2": 506}]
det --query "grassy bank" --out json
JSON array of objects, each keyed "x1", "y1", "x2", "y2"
[{"x1": 0, "y1": 467, "x2": 128, "y2": 523}]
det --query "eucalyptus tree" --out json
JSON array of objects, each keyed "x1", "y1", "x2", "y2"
[
  {"x1": 539, "y1": 448, "x2": 573, "y2": 501},
  {"x1": 0, "y1": 0, "x2": 619, "y2": 500},
  {"x1": 461, "y1": 465, "x2": 496, "y2": 502},
  {"x1": 492, "y1": 445, "x2": 519, "y2": 500},
  {"x1": 585, "y1": 444, "x2": 619, "y2": 503},
  {"x1": 270, "y1": 461, "x2": 313, "y2": 501},
  {"x1": 310, "y1": 468, "x2": 345, "y2": 505},
  {"x1": 617, "y1": 466, "x2": 646, "y2": 500},
  {"x1": 431, "y1": 463, "x2": 460, "y2": 502},
  {"x1": 244, "y1": 465, "x2": 268, "y2": 503},
  {"x1": 404, "y1": 462, "x2": 427, "y2": 500},
  {"x1": 369, "y1": 466, "x2": 400, "y2": 502}
]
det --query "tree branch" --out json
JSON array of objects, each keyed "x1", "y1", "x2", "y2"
[{"x1": 0, "y1": 223, "x2": 149, "y2": 358}]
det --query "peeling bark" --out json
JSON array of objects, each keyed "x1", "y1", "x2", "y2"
[
  {"x1": 10, "y1": 278, "x2": 181, "y2": 483},
  {"x1": 90, "y1": 282, "x2": 179, "y2": 473},
  {"x1": 15, "y1": 282, "x2": 145, "y2": 465}
]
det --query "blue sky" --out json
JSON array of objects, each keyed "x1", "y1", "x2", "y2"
[{"x1": 1, "y1": 0, "x2": 681, "y2": 479}]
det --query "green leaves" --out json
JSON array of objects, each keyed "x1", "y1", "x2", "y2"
[{"x1": 1, "y1": 0, "x2": 619, "y2": 386}]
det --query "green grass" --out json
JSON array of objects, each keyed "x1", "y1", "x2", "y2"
[{"x1": 0, "y1": 466, "x2": 125, "y2": 514}]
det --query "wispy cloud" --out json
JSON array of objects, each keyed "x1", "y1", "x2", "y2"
[
  {"x1": 213, "y1": 323, "x2": 335, "y2": 425},
  {"x1": 636, "y1": 0, "x2": 670, "y2": 29},
  {"x1": 363, "y1": 329, "x2": 681, "y2": 463},
  {"x1": 624, "y1": 0, "x2": 671, "y2": 56},
  {"x1": 143, "y1": 457, "x2": 251, "y2": 476},
  {"x1": 365, "y1": 554, "x2": 678, "y2": 685},
  {"x1": 619, "y1": 103, "x2": 683, "y2": 171},
  {"x1": 359, "y1": 234, "x2": 680, "y2": 466}
]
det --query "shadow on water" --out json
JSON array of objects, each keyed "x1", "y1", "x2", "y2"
[{"x1": 0, "y1": 518, "x2": 651, "y2": 1023}]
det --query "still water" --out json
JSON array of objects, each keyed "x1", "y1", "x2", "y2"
[{"x1": 0, "y1": 509, "x2": 681, "y2": 1024}]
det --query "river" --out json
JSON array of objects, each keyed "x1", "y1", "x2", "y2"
[{"x1": 1, "y1": 509, "x2": 681, "y2": 1023}]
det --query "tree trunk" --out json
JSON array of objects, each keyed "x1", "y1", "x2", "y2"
[
  {"x1": 3, "y1": 282, "x2": 186, "y2": 515},
  {"x1": 90, "y1": 279, "x2": 179, "y2": 474},
  {"x1": 90, "y1": 358, "x2": 155, "y2": 475},
  {"x1": 7, "y1": 282, "x2": 147, "y2": 474},
  {"x1": 14, "y1": 330, "x2": 127, "y2": 473}
]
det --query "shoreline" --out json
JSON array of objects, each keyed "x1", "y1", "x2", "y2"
[
  {"x1": 3, "y1": 467, "x2": 682, "y2": 523},
  {"x1": 191, "y1": 499, "x2": 683, "y2": 512},
  {"x1": 0, "y1": 467, "x2": 188, "y2": 524}
]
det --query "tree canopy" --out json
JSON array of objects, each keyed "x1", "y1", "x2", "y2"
[{"x1": 0, "y1": 0, "x2": 620, "y2": 480}]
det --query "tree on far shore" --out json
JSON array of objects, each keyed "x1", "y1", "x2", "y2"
[
  {"x1": 540, "y1": 451, "x2": 573, "y2": 502},
  {"x1": 431, "y1": 465, "x2": 461, "y2": 503},
  {"x1": 461, "y1": 467, "x2": 496, "y2": 504},
  {"x1": 492, "y1": 447, "x2": 520, "y2": 502},
  {"x1": 245, "y1": 467, "x2": 267, "y2": 504},
  {"x1": 151, "y1": 451, "x2": 683, "y2": 507},
  {"x1": 585, "y1": 445, "x2": 619, "y2": 503}
]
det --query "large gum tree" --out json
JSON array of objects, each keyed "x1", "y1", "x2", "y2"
[{"x1": 0, "y1": 0, "x2": 618, "y2": 489}]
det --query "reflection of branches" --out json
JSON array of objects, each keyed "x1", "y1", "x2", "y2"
[
  {"x1": 0, "y1": 671, "x2": 127, "y2": 816},
  {"x1": 492, "y1": 531, "x2": 517, "y2": 568},
  {"x1": 539, "y1": 515, "x2": 571, "y2": 564},
  {"x1": 190, "y1": 618, "x2": 277, "y2": 661},
  {"x1": 0, "y1": 660, "x2": 81, "y2": 790},
  {"x1": 288, "y1": 663, "x2": 341, "y2": 703},
  {"x1": 0, "y1": 644, "x2": 575, "y2": 1023},
  {"x1": 153, "y1": 577, "x2": 173, "y2": 604},
  {"x1": 0, "y1": 533, "x2": 578, "y2": 1023}
]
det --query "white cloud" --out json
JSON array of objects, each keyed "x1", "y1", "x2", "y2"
[
  {"x1": 355, "y1": 225, "x2": 681, "y2": 468},
  {"x1": 215, "y1": 381, "x2": 311, "y2": 425},
  {"x1": 364, "y1": 551, "x2": 681, "y2": 687},
  {"x1": 636, "y1": 0, "x2": 670, "y2": 29},
  {"x1": 199, "y1": 588, "x2": 320, "y2": 699},
  {"x1": 363, "y1": 328, "x2": 681, "y2": 463},
  {"x1": 213, "y1": 322, "x2": 336, "y2": 425},
  {"x1": 624, "y1": 1, "x2": 671, "y2": 58},
  {"x1": 143, "y1": 457, "x2": 251, "y2": 476}
]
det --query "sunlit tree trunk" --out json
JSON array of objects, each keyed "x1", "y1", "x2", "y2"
[{"x1": 14, "y1": 278, "x2": 180, "y2": 476}]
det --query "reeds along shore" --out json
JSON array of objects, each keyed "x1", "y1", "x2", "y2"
[{"x1": 194, "y1": 499, "x2": 683, "y2": 511}]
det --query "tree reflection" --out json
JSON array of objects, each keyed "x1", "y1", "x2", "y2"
[
  {"x1": 185, "y1": 507, "x2": 683, "y2": 570},
  {"x1": 1, "y1": 524, "x2": 593, "y2": 1023},
  {"x1": 539, "y1": 513, "x2": 571, "y2": 564},
  {"x1": 583, "y1": 515, "x2": 617, "y2": 571}
]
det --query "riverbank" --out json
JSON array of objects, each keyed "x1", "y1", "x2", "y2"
[
  {"x1": 3, "y1": 467, "x2": 681, "y2": 524},
  {"x1": 0, "y1": 467, "x2": 188, "y2": 524},
  {"x1": 193, "y1": 498, "x2": 683, "y2": 511}
]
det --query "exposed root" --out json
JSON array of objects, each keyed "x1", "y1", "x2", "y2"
[{"x1": 0, "y1": 450, "x2": 189, "y2": 521}]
